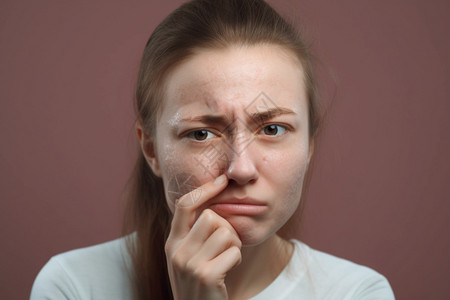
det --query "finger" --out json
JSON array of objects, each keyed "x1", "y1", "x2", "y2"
[
  {"x1": 186, "y1": 209, "x2": 237, "y2": 245},
  {"x1": 168, "y1": 209, "x2": 231, "y2": 261},
  {"x1": 169, "y1": 174, "x2": 228, "y2": 239},
  {"x1": 178, "y1": 209, "x2": 240, "y2": 260},
  {"x1": 188, "y1": 226, "x2": 242, "y2": 267},
  {"x1": 201, "y1": 246, "x2": 242, "y2": 279}
]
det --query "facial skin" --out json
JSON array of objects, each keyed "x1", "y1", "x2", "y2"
[{"x1": 140, "y1": 44, "x2": 313, "y2": 246}]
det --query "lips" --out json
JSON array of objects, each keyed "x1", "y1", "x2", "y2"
[{"x1": 209, "y1": 197, "x2": 268, "y2": 216}]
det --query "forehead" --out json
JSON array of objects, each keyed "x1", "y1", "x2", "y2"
[{"x1": 162, "y1": 44, "x2": 307, "y2": 116}]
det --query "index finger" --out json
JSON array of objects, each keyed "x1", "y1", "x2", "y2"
[{"x1": 169, "y1": 174, "x2": 228, "y2": 239}]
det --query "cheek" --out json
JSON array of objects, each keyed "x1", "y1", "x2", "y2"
[
  {"x1": 286, "y1": 153, "x2": 309, "y2": 194},
  {"x1": 264, "y1": 146, "x2": 309, "y2": 207},
  {"x1": 158, "y1": 145, "x2": 196, "y2": 211},
  {"x1": 166, "y1": 172, "x2": 202, "y2": 211},
  {"x1": 159, "y1": 143, "x2": 227, "y2": 211}
]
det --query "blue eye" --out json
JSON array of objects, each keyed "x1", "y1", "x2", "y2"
[
  {"x1": 187, "y1": 130, "x2": 217, "y2": 141},
  {"x1": 260, "y1": 124, "x2": 286, "y2": 136}
]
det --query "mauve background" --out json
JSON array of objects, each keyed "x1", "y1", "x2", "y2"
[{"x1": 0, "y1": 0, "x2": 449, "y2": 299}]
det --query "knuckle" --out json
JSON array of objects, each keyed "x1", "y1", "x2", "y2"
[
  {"x1": 217, "y1": 226, "x2": 230, "y2": 236},
  {"x1": 221, "y1": 220, "x2": 237, "y2": 233},
  {"x1": 185, "y1": 259, "x2": 197, "y2": 274},
  {"x1": 217, "y1": 227, "x2": 241, "y2": 248},
  {"x1": 170, "y1": 248, "x2": 186, "y2": 269},
  {"x1": 236, "y1": 250, "x2": 243, "y2": 265},
  {"x1": 164, "y1": 240, "x2": 174, "y2": 254},
  {"x1": 203, "y1": 208, "x2": 215, "y2": 218},
  {"x1": 234, "y1": 236, "x2": 242, "y2": 249},
  {"x1": 230, "y1": 246, "x2": 242, "y2": 263},
  {"x1": 232, "y1": 245, "x2": 242, "y2": 256},
  {"x1": 200, "y1": 208, "x2": 216, "y2": 223},
  {"x1": 193, "y1": 265, "x2": 214, "y2": 286}
]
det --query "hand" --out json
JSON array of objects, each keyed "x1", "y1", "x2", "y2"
[{"x1": 165, "y1": 174, "x2": 242, "y2": 300}]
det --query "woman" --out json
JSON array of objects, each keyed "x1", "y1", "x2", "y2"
[{"x1": 31, "y1": 0, "x2": 395, "y2": 299}]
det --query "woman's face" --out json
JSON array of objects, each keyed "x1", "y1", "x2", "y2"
[{"x1": 147, "y1": 45, "x2": 313, "y2": 246}]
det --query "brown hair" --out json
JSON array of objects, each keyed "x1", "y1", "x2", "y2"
[{"x1": 123, "y1": 0, "x2": 324, "y2": 299}]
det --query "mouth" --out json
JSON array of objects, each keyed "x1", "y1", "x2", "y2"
[{"x1": 208, "y1": 197, "x2": 268, "y2": 216}]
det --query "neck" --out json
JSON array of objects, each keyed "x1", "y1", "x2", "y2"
[{"x1": 225, "y1": 234, "x2": 294, "y2": 300}]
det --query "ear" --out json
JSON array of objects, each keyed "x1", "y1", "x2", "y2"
[{"x1": 135, "y1": 120, "x2": 162, "y2": 177}]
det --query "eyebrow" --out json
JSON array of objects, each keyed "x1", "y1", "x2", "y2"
[
  {"x1": 179, "y1": 114, "x2": 231, "y2": 126},
  {"x1": 247, "y1": 107, "x2": 295, "y2": 124},
  {"x1": 178, "y1": 107, "x2": 295, "y2": 127}
]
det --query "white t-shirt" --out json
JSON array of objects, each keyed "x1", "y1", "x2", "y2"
[{"x1": 30, "y1": 236, "x2": 395, "y2": 299}]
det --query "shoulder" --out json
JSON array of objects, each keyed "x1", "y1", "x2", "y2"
[
  {"x1": 290, "y1": 239, "x2": 395, "y2": 299},
  {"x1": 30, "y1": 235, "x2": 134, "y2": 300}
]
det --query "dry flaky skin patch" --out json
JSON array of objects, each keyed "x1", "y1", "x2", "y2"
[{"x1": 167, "y1": 172, "x2": 203, "y2": 206}]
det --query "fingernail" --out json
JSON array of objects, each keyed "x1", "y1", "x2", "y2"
[{"x1": 214, "y1": 174, "x2": 227, "y2": 185}]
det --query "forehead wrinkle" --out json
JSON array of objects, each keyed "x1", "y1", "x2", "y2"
[
  {"x1": 165, "y1": 44, "x2": 307, "y2": 126},
  {"x1": 169, "y1": 49, "x2": 284, "y2": 109},
  {"x1": 173, "y1": 84, "x2": 220, "y2": 115},
  {"x1": 170, "y1": 83, "x2": 241, "y2": 125},
  {"x1": 175, "y1": 74, "x2": 249, "y2": 112}
]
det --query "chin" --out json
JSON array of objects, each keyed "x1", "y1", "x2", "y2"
[{"x1": 225, "y1": 216, "x2": 274, "y2": 247}]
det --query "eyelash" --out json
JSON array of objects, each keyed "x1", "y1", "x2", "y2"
[
  {"x1": 259, "y1": 124, "x2": 287, "y2": 136},
  {"x1": 186, "y1": 130, "x2": 218, "y2": 141},
  {"x1": 185, "y1": 124, "x2": 289, "y2": 141}
]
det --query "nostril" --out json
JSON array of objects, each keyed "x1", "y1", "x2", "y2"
[
  {"x1": 227, "y1": 178, "x2": 238, "y2": 187},
  {"x1": 227, "y1": 177, "x2": 257, "y2": 187}
]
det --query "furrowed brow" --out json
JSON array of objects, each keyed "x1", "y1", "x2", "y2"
[
  {"x1": 247, "y1": 107, "x2": 295, "y2": 124},
  {"x1": 179, "y1": 114, "x2": 231, "y2": 126}
]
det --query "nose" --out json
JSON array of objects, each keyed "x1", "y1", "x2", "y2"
[{"x1": 225, "y1": 141, "x2": 259, "y2": 186}]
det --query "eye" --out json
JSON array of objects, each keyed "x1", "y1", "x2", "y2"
[
  {"x1": 187, "y1": 129, "x2": 218, "y2": 141},
  {"x1": 260, "y1": 124, "x2": 287, "y2": 136}
]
